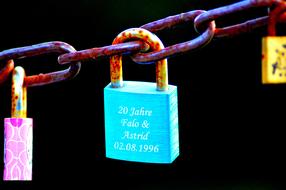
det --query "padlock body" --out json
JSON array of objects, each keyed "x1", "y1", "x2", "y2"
[
  {"x1": 104, "y1": 81, "x2": 179, "y2": 163},
  {"x1": 262, "y1": 36, "x2": 286, "y2": 83},
  {"x1": 3, "y1": 118, "x2": 33, "y2": 180}
]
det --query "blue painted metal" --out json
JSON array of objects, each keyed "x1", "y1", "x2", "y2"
[{"x1": 104, "y1": 81, "x2": 179, "y2": 163}]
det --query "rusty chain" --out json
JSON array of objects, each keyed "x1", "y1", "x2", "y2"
[
  {"x1": 1, "y1": 0, "x2": 286, "y2": 86},
  {"x1": 0, "y1": 42, "x2": 81, "y2": 87}
]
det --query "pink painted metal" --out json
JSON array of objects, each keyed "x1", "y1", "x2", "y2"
[{"x1": 3, "y1": 118, "x2": 33, "y2": 181}]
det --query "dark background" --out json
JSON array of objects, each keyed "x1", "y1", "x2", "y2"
[{"x1": 0, "y1": 0, "x2": 285, "y2": 189}]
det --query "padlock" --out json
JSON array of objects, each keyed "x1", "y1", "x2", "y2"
[
  {"x1": 104, "y1": 28, "x2": 179, "y2": 163},
  {"x1": 262, "y1": 5, "x2": 286, "y2": 84},
  {"x1": 3, "y1": 66, "x2": 33, "y2": 180}
]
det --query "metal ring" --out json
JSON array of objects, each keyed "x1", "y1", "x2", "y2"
[
  {"x1": 131, "y1": 11, "x2": 215, "y2": 64},
  {"x1": 0, "y1": 41, "x2": 81, "y2": 87}
]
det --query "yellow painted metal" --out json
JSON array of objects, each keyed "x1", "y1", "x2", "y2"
[
  {"x1": 110, "y1": 28, "x2": 168, "y2": 91},
  {"x1": 262, "y1": 37, "x2": 286, "y2": 84},
  {"x1": 11, "y1": 66, "x2": 27, "y2": 118}
]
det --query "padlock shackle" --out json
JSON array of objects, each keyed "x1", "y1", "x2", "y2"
[
  {"x1": 110, "y1": 28, "x2": 168, "y2": 91},
  {"x1": 268, "y1": 1, "x2": 286, "y2": 36},
  {"x1": 11, "y1": 66, "x2": 27, "y2": 118}
]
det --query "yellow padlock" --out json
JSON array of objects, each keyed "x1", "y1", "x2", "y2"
[{"x1": 262, "y1": 4, "x2": 286, "y2": 84}]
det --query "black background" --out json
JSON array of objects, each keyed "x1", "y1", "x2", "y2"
[{"x1": 0, "y1": 0, "x2": 286, "y2": 189}]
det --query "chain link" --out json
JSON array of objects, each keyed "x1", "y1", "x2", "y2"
[
  {"x1": 0, "y1": 42, "x2": 81, "y2": 86},
  {"x1": 58, "y1": 41, "x2": 149, "y2": 64},
  {"x1": 1, "y1": 0, "x2": 286, "y2": 86}
]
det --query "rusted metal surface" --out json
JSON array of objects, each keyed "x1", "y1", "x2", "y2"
[
  {"x1": 1, "y1": 0, "x2": 286, "y2": 83},
  {"x1": 11, "y1": 66, "x2": 27, "y2": 118},
  {"x1": 110, "y1": 28, "x2": 168, "y2": 91},
  {"x1": 133, "y1": 18, "x2": 215, "y2": 64},
  {"x1": 58, "y1": 41, "x2": 149, "y2": 64},
  {"x1": 131, "y1": 0, "x2": 286, "y2": 63},
  {"x1": 214, "y1": 16, "x2": 268, "y2": 38},
  {"x1": 194, "y1": 0, "x2": 286, "y2": 37},
  {"x1": 194, "y1": 0, "x2": 274, "y2": 31},
  {"x1": 58, "y1": 10, "x2": 204, "y2": 65},
  {"x1": 131, "y1": 10, "x2": 215, "y2": 64},
  {"x1": 214, "y1": 14, "x2": 286, "y2": 38},
  {"x1": 58, "y1": 10, "x2": 214, "y2": 65},
  {"x1": 268, "y1": 1, "x2": 286, "y2": 36},
  {"x1": 141, "y1": 10, "x2": 204, "y2": 32},
  {"x1": 58, "y1": 1, "x2": 286, "y2": 66},
  {"x1": 0, "y1": 41, "x2": 81, "y2": 86},
  {"x1": 0, "y1": 60, "x2": 14, "y2": 85}
]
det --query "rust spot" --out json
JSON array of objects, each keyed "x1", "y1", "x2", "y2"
[
  {"x1": 15, "y1": 95, "x2": 18, "y2": 99},
  {"x1": 113, "y1": 37, "x2": 122, "y2": 44},
  {"x1": 143, "y1": 35, "x2": 148, "y2": 41},
  {"x1": 139, "y1": 30, "x2": 143, "y2": 34},
  {"x1": 25, "y1": 74, "x2": 53, "y2": 86},
  {"x1": 0, "y1": 60, "x2": 14, "y2": 84},
  {"x1": 155, "y1": 42, "x2": 160, "y2": 50}
]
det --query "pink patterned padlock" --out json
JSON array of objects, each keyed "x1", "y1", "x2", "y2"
[{"x1": 3, "y1": 66, "x2": 33, "y2": 181}]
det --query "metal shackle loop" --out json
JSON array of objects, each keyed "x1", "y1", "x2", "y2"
[
  {"x1": 11, "y1": 66, "x2": 27, "y2": 118},
  {"x1": 110, "y1": 28, "x2": 168, "y2": 91},
  {"x1": 0, "y1": 60, "x2": 14, "y2": 85},
  {"x1": 268, "y1": 1, "x2": 286, "y2": 36}
]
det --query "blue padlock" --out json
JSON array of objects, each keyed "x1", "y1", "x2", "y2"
[{"x1": 104, "y1": 28, "x2": 179, "y2": 163}]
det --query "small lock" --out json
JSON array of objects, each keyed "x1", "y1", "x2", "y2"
[
  {"x1": 3, "y1": 66, "x2": 33, "y2": 181},
  {"x1": 104, "y1": 28, "x2": 179, "y2": 164},
  {"x1": 262, "y1": 6, "x2": 286, "y2": 84}
]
